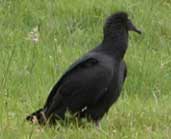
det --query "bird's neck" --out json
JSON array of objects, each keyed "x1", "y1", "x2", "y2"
[{"x1": 102, "y1": 31, "x2": 128, "y2": 60}]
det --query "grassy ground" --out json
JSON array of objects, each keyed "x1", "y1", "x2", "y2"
[{"x1": 0, "y1": 0, "x2": 171, "y2": 138}]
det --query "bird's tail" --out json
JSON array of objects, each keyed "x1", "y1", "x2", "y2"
[
  {"x1": 26, "y1": 92, "x2": 65, "y2": 125},
  {"x1": 26, "y1": 108, "x2": 48, "y2": 125}
]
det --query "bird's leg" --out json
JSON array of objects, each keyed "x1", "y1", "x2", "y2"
[{"x1": 95, "y1": 120, "x2": 100, "y2": 128}]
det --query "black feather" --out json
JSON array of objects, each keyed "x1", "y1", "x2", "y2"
[{"x1": 26, "y1": 11, "x2": 140, "y2": 125}]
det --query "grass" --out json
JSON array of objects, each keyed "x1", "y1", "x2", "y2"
[{"x1": 0, "y1": 0, "x2": 171, "y2": 138}]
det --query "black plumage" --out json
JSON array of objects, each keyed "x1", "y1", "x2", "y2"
[{"x1": 26, "y1": 11, "x2": 141, "y2": 125}]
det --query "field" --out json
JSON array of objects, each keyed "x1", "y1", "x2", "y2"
[{"x1": 0, "y1": 0, "x2": 171, "y2": 138}]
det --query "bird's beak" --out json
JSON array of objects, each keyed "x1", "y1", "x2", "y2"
[{"x1": 127, "y1": 19, "x2": 141, "y2": 34}]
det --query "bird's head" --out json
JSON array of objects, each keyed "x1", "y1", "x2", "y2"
[{"x1": 103, "y1": 12, "x2": 141, "y2": 39}]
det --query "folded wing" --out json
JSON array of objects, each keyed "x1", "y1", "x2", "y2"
[{"x1": 44, "y1": 55, "x2": 114, "y2": 117}]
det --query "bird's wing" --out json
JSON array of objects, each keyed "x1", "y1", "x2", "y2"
[
  {"x1": 44, "y1": 54, "x2": 113, "y2": 112},
  {"x1": 44, "y1": 55, "x2": 97, "y2": 108}
]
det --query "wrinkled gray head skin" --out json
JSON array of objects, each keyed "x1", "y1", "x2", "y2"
[{"x1": 103, "y1": 12, "x2": 141, "y2": 37}]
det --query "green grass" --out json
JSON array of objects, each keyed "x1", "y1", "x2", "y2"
[{"x1": 0, "y1": 0, "x2": 171, "y2": 138}]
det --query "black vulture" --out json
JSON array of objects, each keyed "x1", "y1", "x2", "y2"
[{"x1": 26, "y1": 11, "x2": 141, "y2": 126}]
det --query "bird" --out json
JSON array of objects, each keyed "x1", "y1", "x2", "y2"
[{"x1": 26, "y1": 11, "x2": 141, "y2": 126}]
